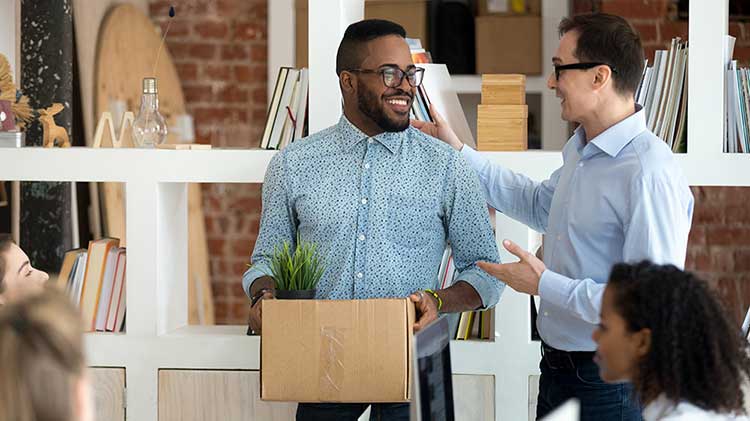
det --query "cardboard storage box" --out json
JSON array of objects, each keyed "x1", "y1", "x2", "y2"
[
  {"x1": 477, "y1": 104, "x2": 528, "y2": 151},
  {"x1": 475, "y1": 15, "x2": 542, "y2": 75},
  {"x1": 261, "y1": 298, "x2": 416, "y2": 403},
  {"x1": 295, "y1": 0, "x2": 429, "y2": 69}
]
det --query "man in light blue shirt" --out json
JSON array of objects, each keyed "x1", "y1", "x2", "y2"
[
  {"x1": 243, "y1": 19, "x2": 502, "y2": 420},
  {"x1": 414, "y1": 13, "x2": 693, "y2": 421}
]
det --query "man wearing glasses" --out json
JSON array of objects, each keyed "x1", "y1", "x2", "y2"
[
  {"x1": 414, "y1": 13, "x2": 694, "y2": 421},
  {"x1": 243, "y1": 19, "x2": 502, "y2": 420}
]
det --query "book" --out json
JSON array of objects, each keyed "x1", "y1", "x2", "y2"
[
  {"x1": 260, "y1": 67, "x2": 290, "y2": 148},
  {"x1": 56, "y1": 248, "x2": 85, "y2": 291},
  {"x1": 94, "y1": 246, "x2": 121, "y2": 331},
  {"x1": 79, "y1": 238, "x2": 120, "y2": 331},
  {"x1": 105, "y1": 248, "x2": 127, "y2": 332},
  {"x1": 416, "y1": 63, "x2": 476, "y2": 148},
  {"x1": 69, "y1": 252, "x2": 88, "y2": 306}
]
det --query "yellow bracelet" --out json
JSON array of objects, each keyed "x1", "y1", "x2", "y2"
[{"x1": 423, "y1": 289, "x2": 443, "y2": 311}]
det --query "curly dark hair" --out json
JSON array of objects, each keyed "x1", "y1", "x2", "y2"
[{"x1": 608, "y1": 261, "x2": 750, "y2": 413}]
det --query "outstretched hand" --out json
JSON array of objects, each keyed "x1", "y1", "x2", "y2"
[{"x1": 477, "y1": 239, "x2": 546, "y2": 296}]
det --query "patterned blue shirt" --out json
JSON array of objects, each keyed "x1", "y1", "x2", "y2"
[
  {"x1": 243, "y1": 116, "x2": 503, "y2": 306},
  {"x1": 462, "y1": 105, "x2": 694, "y2": 351}
]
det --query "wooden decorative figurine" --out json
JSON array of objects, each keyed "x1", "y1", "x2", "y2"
[{"x1": 40, "y1": 103, "x2": 71, "y2": 148}]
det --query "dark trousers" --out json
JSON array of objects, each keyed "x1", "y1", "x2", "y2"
[
  {"x1": 296, "y1": 403, "x2": 410, "y2": 421},
  {"x1": 536, "y1": 344, "x2": 642, "y2": 421}
]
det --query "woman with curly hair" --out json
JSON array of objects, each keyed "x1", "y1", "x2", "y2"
[
  {"x1": 593, "y1": 260, "x2": 750, "y2": 420},
  {"x1": 0, "y1": 288, "x2": 93, "y2": 421}
]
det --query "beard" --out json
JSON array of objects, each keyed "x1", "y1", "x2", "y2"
[{"x1": 357, "y1": 79, "x2": 411, "y2": 133}]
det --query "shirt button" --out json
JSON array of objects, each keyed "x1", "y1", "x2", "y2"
[
  {"x1": 368, "y1": 139, "x2": 375, "y2": 144},
  {"x1": 364, "y1": 163, "x2": 370, "y2": 169},
  {"x1": 361, "y1": 198, "x2": 368, "y2": 205},
  {"x1": 356, "y1": 272, "x2": 363, "y2": 279},
  {"x1": 557, "y1": 235, "x2": 561, "y2": 241},
  {"x1": 544, "y1": 311, "x2": 549, "y2": 317},
  {"x1": 358, "y1": 234, "x2": 366, "y2": 241},
  {"x1": 578, "y1": 162, "x2": 584, "y2": 167}
]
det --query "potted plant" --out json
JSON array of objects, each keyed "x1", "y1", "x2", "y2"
[{"x1": 266, "y1": 235, "x2": 324, "y2": 299}]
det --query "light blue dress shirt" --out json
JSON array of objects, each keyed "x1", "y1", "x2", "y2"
[
  {"x1": 243, "y1": 116, "x2": 503, "y2": 307},
  {"x1": 461, "y1": 106, "x2": 694, "y2": 351}
]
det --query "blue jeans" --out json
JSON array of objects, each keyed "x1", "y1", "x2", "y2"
[
  {"x1": 296, "y1": 403, "x2": 410, "y2": 421},
  {"x1": 536, "y1": 349, "x2": 642, "y2": 421}
]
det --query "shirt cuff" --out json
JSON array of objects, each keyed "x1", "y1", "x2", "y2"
[
  {"x1": 538, "y1": 269, "x2": 574, "y2": 309},
  {"x1": 242, "y1": 263, "x2": 272, "y2": 298},
  {"x1": 455, "y1": 267, "x2": 505, "y2": 309}
]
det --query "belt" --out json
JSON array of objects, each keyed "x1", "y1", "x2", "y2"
[{"x1": 541, "y1": 341, "x2": 595, "y2": 370}]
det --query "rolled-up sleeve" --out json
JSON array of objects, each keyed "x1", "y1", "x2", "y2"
[
  {"x1": 241, "y1": 152, "x2": 297, "y2": 297},
  {"x1": 444, "y1": 151, "x2": 504, "y2": 308}
]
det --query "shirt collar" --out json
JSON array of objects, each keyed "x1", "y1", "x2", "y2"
[
  {"x1": 574, "y1": 104, "x2": 647, "y2": 159},
  {"x1": 337, "y1": 115, "x2": 404, "y2": 154},
  {"x1": 642, "y1": 394, "x2": 677, "y2": 421}
]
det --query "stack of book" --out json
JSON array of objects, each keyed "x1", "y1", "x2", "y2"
[
  {"x1": 725, "y1": 36, "x2": 750, "y2": 153},
  {"x1": 56, "y1": 238, "x2": 126, "y2": 332},
  {"x1": 635, "y1": 37, "x2": 688, "y2": 152},
  {"x1": 477, "y1": 74, "x2": 528, "y2": 151},
  {"x1": 260, "y1": 67, "x2": 309, "y2": 150},
  {"x1": 435, "y1": 245, "x2": 495, "y2": 341}
]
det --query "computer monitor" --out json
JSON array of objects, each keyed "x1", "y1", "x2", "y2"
[{"x1": 410, "y1": 315, "x2": 455, "y2": 421}]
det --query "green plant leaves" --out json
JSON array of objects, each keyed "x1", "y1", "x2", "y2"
[{"x1": 265, "y1": 234, "x2": 324, "y2": 291}]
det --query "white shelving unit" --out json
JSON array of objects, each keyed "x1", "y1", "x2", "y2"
[{"x1": 1, "y1": 1, "x2": 746, "y2": 421}]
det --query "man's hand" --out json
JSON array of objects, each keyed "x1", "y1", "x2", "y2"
[
  {"x1": 248, "y1": 276, "x2": 275, "y2": 335},
  {"x1": 411, "y1": 104, "x2": 464, "y2": 151},
  {"x1": 248, "y1": 290, "x2": 274, "y2": 334},
  {"x1": 409, "y1": 290, "x2": 439, "y2": 332},
  {"x1": 477, "y1": 239, "x2": 546, "y2": 296}
]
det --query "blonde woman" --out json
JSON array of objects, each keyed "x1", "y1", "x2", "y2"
[
  {"x1": 0, "y1": 233, "x2": 48, "y2": 304},
  {"x1": 0, "y1": 288, "x2": 94, "y2": 421}
]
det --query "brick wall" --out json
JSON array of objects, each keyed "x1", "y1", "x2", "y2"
[
  {"x1": 150, "y1": 0, "x2": 267, "y2": 324},
  {"x1": 150, "y1": 0, "x2": 750, "y2": 325},
  {"x1": 576, "y1": 0, "x2": 750, "y2": 322}
]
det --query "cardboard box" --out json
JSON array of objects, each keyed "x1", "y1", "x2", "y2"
[
  {"x1": 477, "y1": 104, "x2": 528, "y2": 151},
  {"x1": 261, "y1": 298, "x2": 415, "y2": 403},
  {"x1": 295, "y1": 0, "x2": 429, "y2": 69},
  {"x1": 482, "y1": 74, "x2": 526, "y2": 105},
  {"x1": 475, "y1": 15, "x2": 542, "y2": 75}
]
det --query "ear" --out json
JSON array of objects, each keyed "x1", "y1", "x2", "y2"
[
  {"x1": 340, "y1": 71, "x2": 355, "y2": 95},
  {"x1": 593, "y1": 65, "x2": 613, "y2": 91},
  {"x1": 633, "y1": 328, "x2": 652, "y2": 359}
]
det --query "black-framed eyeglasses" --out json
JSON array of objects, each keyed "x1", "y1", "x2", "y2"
[
  {"x1": 553, "y1": 62, "x2": 617, "y2": 81},
  {"x1": 346, "y1": 66, "x2": 425, "y2": 88}
]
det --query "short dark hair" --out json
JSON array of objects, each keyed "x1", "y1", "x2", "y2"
[
  {"x1": 336, "y1": 19, "x2": 407, "y2": 76},
  {"x1": 559, "y1": 13, "x2": 644, "y2": 95},
  {"x1": 0, "y1": 234, "x2": 14, "y2": 293},
  {"x1": 608, "y1": 261, "x2": 750, "y2": 413}
]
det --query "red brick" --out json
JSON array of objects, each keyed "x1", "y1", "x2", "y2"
[
  {"x1": 229, "y1": 197, "x2": 262, "y2": 213},
  {"x1": 689, "y1": 250, "x2": 711, "y2": 271},
  {"x1": 232, "y1": 261, "x2": 251, "y2": 277},
  {"x1": 189, "y1": 43, "x2": 217, "y2": 60},
  {"x1": 234, "y1": 21, "x2": 265, "y2": 41},
  {"x1": 212, "y1": 282, "x2": 230, "y2": 298},
  {"x1": 252, "y1": 87, "x2": 267, "y2": 103},
  {"x1": 726, "y1": 205, "x2": 750, "y2": 224},
  {"x1": 711, "y1": 248, "x2": 735, "y2": 271},
  {"x1": 221, "y1": 44, "x2": 249, "y2": 60},
  {"x1": 658, "y1": 20, "x2": 688, "y2": 43},
  {"x1": 193, "y1": 106, "x2": 231, "y2": 124},
  {"x1": 167, "y1": 42, "x2": 191, "y2": 58},
  {"x1": 160, "y1": 20, "x2": 190, "y2": 39},
  {"x1": 694, "y1": 204, "x2": 725, "y2": 225},
  {"x1": 735, "y1": 250, "x2": 750, "y2": 271},
  {"x1": 735, "y1": 47, "x2": 750, "y2": 65},
  {"x1": 230, "y1": 239, "x2": 253, "y2": 256},
  {"x1": 633, "y1": 22, "x2": 658, "y2": 43},
  {"x1": 175, "y1": 62, "x2": 198, "y2": 81},
  {"x1": 250, "y1": 44, "x2": 267, "y2": 61},
  {"x1": 601, "y1": 0, "x2": 668, "y2": 20},
  {"x1": 217, "y1": 86, "x2": 249, "y2": 103},
  {"x1": 149, "y1": 1, "x2": 172, "y2": 17},
  {"x1": 194, "y1": 20, "x2": 229, "y2": 40},
  {"x1": 203, "y1": 64, "x2": 232, "y2": 80},
  {"x1": 252, "y1": 108, "x2": 268, "y2": 122},
  {"x1": 231, "y1": 301, "x2": 250, "y2": 321},
  {"x1": 208, "y1": 238, "x2": 225, "y2": 255},
  {"x1": 687, "y1": 226, "x2": 706, "y2": 247},
  {"x1": 707, "y1": 227, "x2": 750, "y2": 247},
  {"x1": 729, "y1": 22, "x2": 745, "y2": 41},
  {"x1": 184, "y1": 84, "x2": 214, "y2": 103}
]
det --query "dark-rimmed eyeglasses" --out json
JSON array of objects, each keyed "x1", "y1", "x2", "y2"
[
  {"x1": 553, "y1": 62, "x2": 617, "y2": 81},
  {"x1": 346, "y1": 66, "x2": 425, "y2": 88}
]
